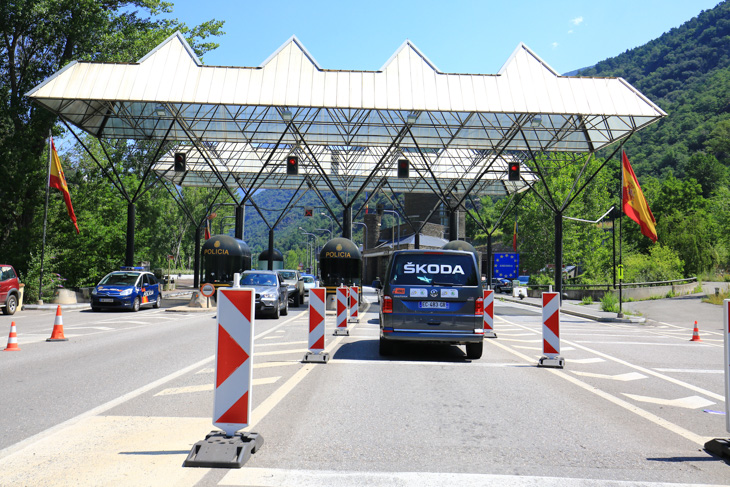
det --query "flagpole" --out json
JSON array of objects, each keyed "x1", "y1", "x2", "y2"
[
  {"x1": 39, "y1": 130, "x2": 52, "y2": 305},
  {"x1": 618, "y1": 151, "x2": 624, "y2": 318}
]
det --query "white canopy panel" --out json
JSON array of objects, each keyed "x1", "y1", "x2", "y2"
[{"x1": 27, "y1": 32, "x2": 665, "y2": 153}]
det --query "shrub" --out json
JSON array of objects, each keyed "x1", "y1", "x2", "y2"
[
  {"x1": 600, "y1": 292, "x2": 619, "y2": 313},
  {"x1": 581, "y1": 296, "x2": 593, "y2": 305}
]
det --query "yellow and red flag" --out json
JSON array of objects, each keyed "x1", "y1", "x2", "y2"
[
  {"x1": 622, "y1": 151, "x2": 656, "y2": 242},
  {"x1": 49, "y1": 138, "x2": 79, "y2": 233}
]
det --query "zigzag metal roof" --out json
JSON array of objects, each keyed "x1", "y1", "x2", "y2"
[{"x1": 26, "y1": 32, "x2": 665, "y2": 194}]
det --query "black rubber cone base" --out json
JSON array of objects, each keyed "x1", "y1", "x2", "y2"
[
  {"x1": 704, "y1": 438, "x2": 730, "y2": 461},
  {"x1": 183, "y1": 431, "x2": 263, "y2": 468}
]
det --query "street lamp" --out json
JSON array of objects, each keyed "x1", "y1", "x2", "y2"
[
  {"x1": 352, "y1": 222, "x2": 367, "y2": 250},
  {"x1": 315, "y1": 228, "x2": 332, "y2": 240},
  {"x1": 381, "y1": 209, "x2": 401, "y2": 248},
  {"x1": 299, "y1": 227, "x2": 317, "y2": 275},
  {"x1": 320, "y1": 212, "x2": 334, "y2": 235}
]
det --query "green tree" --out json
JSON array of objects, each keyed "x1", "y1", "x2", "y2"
[{"x1": 0, "y1": 0, "x2": 224, "y2": 274}]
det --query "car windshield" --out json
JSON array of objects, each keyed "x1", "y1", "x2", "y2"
[
  {"x1": 389, "y1": 253, "x2": 478, "y2": 286},
  {"x1": 302, "y1": 276, "x2": 315, "y2": 283},
  {"x1": 241, "y1": 274, "x2": 277, "y2": 286},
  {"x1": 99, "y1": 273, "x2": 139, "y2": 286},
  {"x1": 278, "y1": 271, "x2": 297, "y2": 280}
]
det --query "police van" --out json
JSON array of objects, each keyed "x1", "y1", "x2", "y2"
[{"x1": 379, "y1": 249, "x2": 484, "y2": 359}]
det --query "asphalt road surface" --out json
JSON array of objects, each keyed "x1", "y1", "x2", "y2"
[{"x1": 0, "y1": 291, "x2": 728, "y2": 486}]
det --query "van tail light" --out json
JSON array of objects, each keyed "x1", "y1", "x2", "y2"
[
  {"x1": 474, "y1": 297, "x2": 484, "y2": 316},
  {"x1": 382, "y1": 295, "x2": 393, "y2": 314}
]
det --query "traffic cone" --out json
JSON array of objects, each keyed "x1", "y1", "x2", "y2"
[
  {"x1": 47, "y1": 305, "x2": 68, "y2": 342},
  {"x1": 689, "y1": 321, "x2": 702, "y2": 342},
  {"x1": 4, "y1": 321, "x2": 20, "y2": 351}
]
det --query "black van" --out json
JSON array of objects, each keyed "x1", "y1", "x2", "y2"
[{"x1": 379, "y1": 249, "x2": 484, "y2": 359}]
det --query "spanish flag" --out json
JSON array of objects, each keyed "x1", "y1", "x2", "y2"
[
  {"x1": 49, "y1": 138, "x2": 79, "y2": 234},
  {"x1": 622, "y1": 151, "x2": 656, "y2": 242}
]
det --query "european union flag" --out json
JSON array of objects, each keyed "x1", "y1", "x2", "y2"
[{"x1": 493, "y1": 252, "x2": 519, "y2": 279}]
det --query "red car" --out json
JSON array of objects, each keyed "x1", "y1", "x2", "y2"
[{"x1": 0, "y1": 265, "x2": 21, "y2": 315}]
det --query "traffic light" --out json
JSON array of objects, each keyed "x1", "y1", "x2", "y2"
[
  {"x1": 174, "y1": 152, "x2": 186, "y2": 172},
  {"x1": 508, "y1": 162, "x2": 520, "y2": 181},
  {"x1": 286, "y1": 155, "x2": 299, "y2": 175},
  {"x1": 397, "y1": 159, "x2": 409, "y2": 178}
]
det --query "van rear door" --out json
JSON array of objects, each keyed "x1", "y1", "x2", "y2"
[{"x1": 385, "y1": 251, "x2": 481, "y2": 333}]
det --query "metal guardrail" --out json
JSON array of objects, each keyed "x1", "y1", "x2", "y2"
[{"x1": 527, "y1": 277, "x2": 698, "y2": 291}]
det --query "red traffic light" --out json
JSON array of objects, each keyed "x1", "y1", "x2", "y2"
[
  {"x1": 508, "y1": 162, "x2": 520, "y2": 181},
  {"x1": 286, "y1": 156, "x2": 299, "y2": 175}
]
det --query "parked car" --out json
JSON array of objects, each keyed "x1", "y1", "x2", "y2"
[
  {"x1": 300, "y1": 273, "x2": 318, "y2": 296},
  {"x1": 91, "y1": 267, "x2": 161, "y2": 312},
  {"x1": 240, "y1": 270, "x2": 288, "y2": 318},
  {"x1": 493, "y1": 278, "x2": 513, "y2": 294},
  {"x1": 0, "y1": 265, "x2": 21, "y2": 315},
  {"x1": 379, "y1": 249, "x2": 484, "y2": 359},
  {"x1": 276, "y1": 269, "x2": 305, "y2": 306}
]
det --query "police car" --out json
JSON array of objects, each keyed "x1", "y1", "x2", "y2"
[{"x1": 90, "y1": 267, "x2": 161, "y2": 312}]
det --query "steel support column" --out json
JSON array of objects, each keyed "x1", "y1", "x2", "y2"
[
  {"x1": 486, "y1": 234, "x2": 493, "y2": 286},
  {"x1": 343, "y1": 206, "x2": 352, "y2": 240},
  {"x1": 449, "y1": 207, "x2": 459, "y2": 241},
  {"x1": 194, "y1": 225, "x2": 201, "y2": 288},
  {"x1": 268, "y1": 229, "x2": 275, "y2": 271},
  {"x1": 125, "y1": 203, "x2": 135, "y2": 267},
  {"x1": 235, "y1": 205, "x2": 244, "y2": 240},
  {"x1": 554, "y1": 212, "x2": 563, "y2": 299}
]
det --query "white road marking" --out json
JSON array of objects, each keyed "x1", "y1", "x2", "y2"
[
  {"x1": 571, "y1": 371, "x2": 647, "y2": 381},
  {"x1": 574, "y1": 341, "x2": 713, "y2": 347},
  {"x1": 221, "y1": 467, "x2": 725, "y2": 487},
  {"x1": 155, "y1": 376, "x2": 281, "y2": 396},
  {"x1": 622, "y1": 394, "x2": 715, "y2": 409},
  {"x1": 654, "y1": 368, "x2": 724, "y2": 374},
  {"x1": 571, "y1": 358, "x2": 605, "y2": 364},
  {"x1": 64, "y1": 326, "x2": 114, "y2": 331},
  {"x1": 255, "y1": 340, "x2": 307, "y2": 347},
  {"x1": 330, "y1": 359, "x2": 530, "y2": 368},
  {"x1": 254, "y1": 348, "x2": 307, "y2": 356}
]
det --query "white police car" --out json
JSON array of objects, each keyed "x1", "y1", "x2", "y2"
[{"x1": 90, "y1": 267, "x2": 161, "y2": 312}]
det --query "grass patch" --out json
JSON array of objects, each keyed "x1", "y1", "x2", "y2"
[
  {"x1": 703, "y1": 290, "x2": 730, "y2": 305},
  {"x1": 600, "y1": 292, "x2": 619, "y2": 313},
  {"x1": 580, "y1": 296, "x2": 593, "y2": 305}
]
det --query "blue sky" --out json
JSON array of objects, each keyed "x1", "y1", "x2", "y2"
[{"x1": 165, "y1": 0, "x2": 721, "y2": 75}]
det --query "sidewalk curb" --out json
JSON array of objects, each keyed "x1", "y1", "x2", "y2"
[{"x1": 500, "y1": 296, "x2": 646, "y2": 323}]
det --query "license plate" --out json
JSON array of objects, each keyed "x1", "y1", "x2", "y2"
[
  {"x1": 100, "y1": 298, "x2": 114, "y2": 303},
  {"x1": 419, "y1": 301, "x2": 448, "y2": 309}
]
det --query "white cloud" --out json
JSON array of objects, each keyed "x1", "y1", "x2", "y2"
[
  {"x1": 571, "y1": 16, "x2": 583, "y2": 26},
  {"x1": 552, "y1": 42, "x2": 559, "y2": 49}
]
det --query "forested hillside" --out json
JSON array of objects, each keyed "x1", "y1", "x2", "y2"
[{"x1": 579, "y1": 0, "x2": 730, "y2": 177}]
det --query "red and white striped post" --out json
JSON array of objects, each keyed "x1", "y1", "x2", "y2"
[
  {"x1": 303, "y1": 288, "x2": 329, "y2": 363},
  {"x1": 705, "y1": 299, "x2": 730, "y2": 457},
  {"x1": 184, "y1": 284, "x2": 263, "y2": 468},
  {"x1": 538, "y1": 292, "x2": 564, "y2": 368},
  {"x1": 483, "y1": 289, "x2": 496, "y2": 338},
  {"x1": 334, "y1": 285, "x2": 349, "y2": 336},
  {"x1": 348, "y1": 286, "x2": 359, "y2": 323}
]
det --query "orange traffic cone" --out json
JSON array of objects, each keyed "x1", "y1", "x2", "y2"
[
  {"x1": 4, "y1": 321, "x2": 20, "y2": 351},
  {"x1": 47, "y1": 305, "x2": 68, "y2": 342},
  {"x1": 689, "y1": 321, "x2": 702, "y2": 342}
]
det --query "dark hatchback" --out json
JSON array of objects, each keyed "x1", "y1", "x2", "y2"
[{"x1": 379, "y1": 249, "x2": 484, "y2": 359}]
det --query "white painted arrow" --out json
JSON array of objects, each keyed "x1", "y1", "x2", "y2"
[
  {"x1": 622, "y1": 393, "x2": 715, "y2": 409},
  {"x1": 572, "y1": 371, "x2": 647, "y2": 381}
]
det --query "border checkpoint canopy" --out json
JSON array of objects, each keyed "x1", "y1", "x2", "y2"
[{"x1": 26, "y1": 32, "x2": 666, "y2": 197}]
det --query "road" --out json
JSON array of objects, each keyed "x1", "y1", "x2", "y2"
[{"x1": 0, "y1": 291, "x2": 728, "y2": 486}]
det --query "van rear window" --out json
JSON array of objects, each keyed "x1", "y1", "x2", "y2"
[{"x1": 389, "y1": 254, "x2": 478, "y2": 286}]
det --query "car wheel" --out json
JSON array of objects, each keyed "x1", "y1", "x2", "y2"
[
  {"x1": 466, "y1": 341, "x2": 483, "y2": 360},
  {"x1": 379, "y1": 337, "x2": 394, "y2": 356},
  {"x1": 3, "y1": 295, "x2": 17, "y2": 315},
  {"x1": 281, "y1": 296, "x2": 288, "y2": 316},
  {"x1": 153, "y1": 294, "x2": 161, "y2": 308},
  {"x1": 131, "y1": 297, "x2": 140, "y2": 312}
]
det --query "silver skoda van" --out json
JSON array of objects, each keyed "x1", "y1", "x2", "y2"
[{"x1": 379, "y1": 249, "x2": 484, "y2": 359}]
